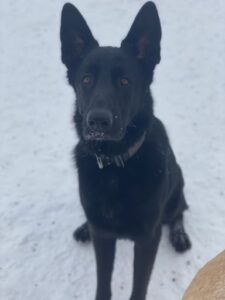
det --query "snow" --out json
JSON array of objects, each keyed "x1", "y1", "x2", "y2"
[{"x1": 0, "y1": 0, "x2": 225, "y2": 299}]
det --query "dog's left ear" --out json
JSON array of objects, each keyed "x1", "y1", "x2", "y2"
[
  {"x1": 60, "y1": 3, "x2": 99, "y2": 70},
  {"x1": 121, "y1": 2, "x2": 161, "y2": 73}
]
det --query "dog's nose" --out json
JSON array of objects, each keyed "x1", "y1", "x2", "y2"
[{"x1": 87, "y1": 109, "x2": 113, "y2": 133}]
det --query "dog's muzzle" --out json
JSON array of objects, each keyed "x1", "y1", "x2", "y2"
[{"x1": 86, "y1": 109, "x2": 113, "y2": 139}]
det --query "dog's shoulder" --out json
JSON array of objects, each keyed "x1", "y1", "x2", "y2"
[{"x1": 150, "y1": 117, "x2": 170, "y2": 146}]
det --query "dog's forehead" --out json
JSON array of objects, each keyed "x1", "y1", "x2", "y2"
[{"x1": 83, "y1": 47, "x2": 131, "y2": 69}]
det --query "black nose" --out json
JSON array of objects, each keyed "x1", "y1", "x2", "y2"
[{"x1": 87, "y1": 109, "x2": 113, "y2": 133}]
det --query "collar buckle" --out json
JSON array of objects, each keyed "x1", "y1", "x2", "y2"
[{"x1": 114, "y1": 155, "x2": 125, "y2": 168}]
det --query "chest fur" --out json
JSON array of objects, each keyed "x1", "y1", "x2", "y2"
[{"x1": 78, "y1": 158, "x2": 165, "y2": 237}]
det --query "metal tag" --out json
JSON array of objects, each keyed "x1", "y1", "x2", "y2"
[{"x1": 96, "y1": 155, "x2": 104, "y2": 169}]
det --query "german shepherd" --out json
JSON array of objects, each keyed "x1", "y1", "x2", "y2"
[{"x1": 60, "y1": 2, "x2": 191, "y2": 300}]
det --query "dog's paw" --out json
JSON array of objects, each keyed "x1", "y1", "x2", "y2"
[
  {"x1": 73, "y1": 222, "x2": 90, "y2": 243},
  {"x1": 170, "y1": 230, "x2": 191, "y2": 253}
]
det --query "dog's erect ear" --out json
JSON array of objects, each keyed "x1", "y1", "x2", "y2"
[
  {"x1": 121, "y1": 2, "x2": 161, "y2": 71},
  {"x1": 60, "y1": 3, "x2": 99, "y2": 69}
]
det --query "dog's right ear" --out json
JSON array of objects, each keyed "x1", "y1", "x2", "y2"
[{"x1": 60, "y1": 3, "x2": 99, "y2": 70}]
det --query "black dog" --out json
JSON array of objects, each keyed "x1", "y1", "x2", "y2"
[{"x1": 60, "y1": 2, "x2": 191, "y2": 300}]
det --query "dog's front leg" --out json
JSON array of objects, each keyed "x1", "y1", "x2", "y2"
[
  {"x1": 130, "y1": 226, "x2": 161, "y2": 300},
  {"x1": 92, "y1": 232, "x2": 116, "y2": 300}
]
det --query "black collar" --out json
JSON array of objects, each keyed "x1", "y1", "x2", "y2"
[{"x1": 95, "y1": 132, "x2": 146, "y2": 169}]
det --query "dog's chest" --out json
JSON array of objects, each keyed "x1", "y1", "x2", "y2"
[
  {"x1": 80, "y1": 162, "x2": 162, "y2": 237},
  {"x1": 98, "y1": 175, "x2": 126, "y2": 221}
]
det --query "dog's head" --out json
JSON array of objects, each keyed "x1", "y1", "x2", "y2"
[{"x1": 60, "y1": 2, "x2": 161, "y2": 146}]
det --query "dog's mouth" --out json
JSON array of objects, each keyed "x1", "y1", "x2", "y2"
[
  {"x1": 84, "y1": 132, "x2": 109, "y2": 141},
  {"x1": 83, "y1": 130, "x2": 125, "y2": 142}
]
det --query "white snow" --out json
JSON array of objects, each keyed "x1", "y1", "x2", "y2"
[{"x1": 0, "y1": 0, "x2": 225, "y2": 299}]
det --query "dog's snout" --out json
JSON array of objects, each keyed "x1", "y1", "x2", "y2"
[{"x1": 87, "y1": 109, "x2": 113, "y2": 133}]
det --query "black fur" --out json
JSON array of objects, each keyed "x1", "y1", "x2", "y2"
[{"x1": 60, "y1": 2, "x2": 191, "y2": 300}]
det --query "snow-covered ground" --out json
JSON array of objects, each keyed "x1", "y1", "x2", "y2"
[{"x1": 1, "y1": 0, "x2": 225, "y2": 299}]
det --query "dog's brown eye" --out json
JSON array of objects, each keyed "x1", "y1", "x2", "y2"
[
  {"x1": 120, "y1": 77, "x2": 129, "y2": 86},
  {"x1": 82, "y1": 75, "x2": 92, "y2": 85}
]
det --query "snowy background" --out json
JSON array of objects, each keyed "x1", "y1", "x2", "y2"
[{"x1": 0, "y1": 0, "x2": 225, "y2": 299}]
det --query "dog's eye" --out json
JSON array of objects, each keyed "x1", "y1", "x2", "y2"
[
  {"x1": 120, "y1": 77, "x2": 129, "y2": 86},
  {"x1": 82, "y1": 75, "x2": 93, "y2": 85}
]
